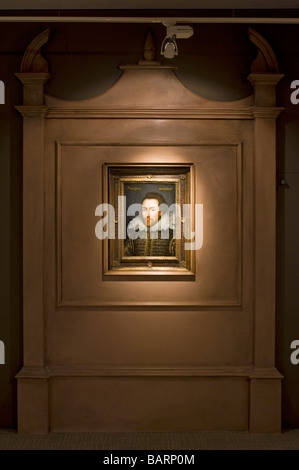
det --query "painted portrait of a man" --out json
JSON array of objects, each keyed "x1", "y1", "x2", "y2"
[
  {"x1": 124, "y1": 191, "x2": 175, "y2": 257},
  {"x1": 104, "y1": 164, "x2": 192, "y2": 274}
]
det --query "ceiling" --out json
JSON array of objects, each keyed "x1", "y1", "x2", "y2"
[{"x1": 1, "y1": 0, "x2": 299, "y2": 9}]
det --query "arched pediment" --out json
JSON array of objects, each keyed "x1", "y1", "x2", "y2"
[{"x1": 45, "y1": 63, "x2": 253, "y2": 118}]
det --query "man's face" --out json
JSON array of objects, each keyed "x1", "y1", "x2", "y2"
[{"x1": 141, "y1": 198, "x2": 161, "y2": 227}]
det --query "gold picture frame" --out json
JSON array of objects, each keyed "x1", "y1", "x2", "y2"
[{"x1": 102, "y1": 163, "x2": 195, "y2": 277}]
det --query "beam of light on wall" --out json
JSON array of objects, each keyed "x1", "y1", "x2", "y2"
[
  {"x1": 0, "y1": 341, "x2": 5, "y2": 364},
  {"x1": 0, "y1": 81, "x2": 4, "y2": 104}
]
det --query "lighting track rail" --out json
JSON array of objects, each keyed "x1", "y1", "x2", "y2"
[{"x1": 1, "y1": 16, "x2": 299, "y2": 24}]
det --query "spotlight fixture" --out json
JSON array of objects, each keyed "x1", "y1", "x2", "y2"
[
  {"x1": 160, "y1": 34, "x2": 178, "y2": 59},
  {"x1": 161, "y1": 22, "x2": 194, "y2": 59}
]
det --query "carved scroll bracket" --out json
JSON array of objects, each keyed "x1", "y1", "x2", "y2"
[
  {"x1": 20, "y1": 28, "x2": 50, "y2": 73},
  {"x1": 16, "y1": 29, "x2": 51, "y2": 106},
  {"x1": 247, "y1": 28, "x2": 284, "y2": 107}
]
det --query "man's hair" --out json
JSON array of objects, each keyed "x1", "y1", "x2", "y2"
[{"x1": 142, "y1": 192, "x2": 167, "y2": 212}]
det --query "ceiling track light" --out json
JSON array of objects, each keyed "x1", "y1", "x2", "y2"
[
  {"x1": 160, "y1": 35, "x2": 178, "y2": 59},
  {"x1": 160, "y1": 22, "x2": 194, "y2": 59}
]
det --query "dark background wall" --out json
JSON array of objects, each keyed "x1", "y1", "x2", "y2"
[{"x1": 0, "y1": 12, "x2": 298, "y2": 429}]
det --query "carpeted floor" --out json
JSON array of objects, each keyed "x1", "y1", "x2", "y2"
[{"x1": 0, "y1": 428, "x2": 299, "y2": 450}]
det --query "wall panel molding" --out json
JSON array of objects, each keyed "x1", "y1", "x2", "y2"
[{"x1": 55, "y1": 141, "x2": 243, "y2": 309}]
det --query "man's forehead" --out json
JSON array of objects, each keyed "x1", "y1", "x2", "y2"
[{"x1": 142, "y1": 198, "x2": 159, "y2": 206}]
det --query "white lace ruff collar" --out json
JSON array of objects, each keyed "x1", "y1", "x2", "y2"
[{"x1": 127, "y1": 211, "x2": 175, "y2": 233}]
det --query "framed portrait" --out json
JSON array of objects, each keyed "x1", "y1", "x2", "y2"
[{"x1": 101, "y1": 163, "x2": 195, "y2": 277}]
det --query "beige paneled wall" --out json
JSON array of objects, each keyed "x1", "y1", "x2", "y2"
[{"x1": 15, "y1": 33, "x2": 283, "y2": 431}]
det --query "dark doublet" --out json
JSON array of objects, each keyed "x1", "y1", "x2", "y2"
[{"x1": 124, "y1": 228, "x2": 175, "y2": 257}]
